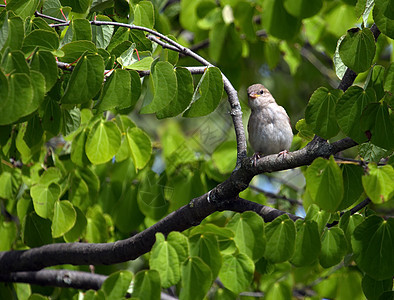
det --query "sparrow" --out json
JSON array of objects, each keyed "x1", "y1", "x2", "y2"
[{"x1": 247, "y1": 84, "x2": 293, "y2": 161}]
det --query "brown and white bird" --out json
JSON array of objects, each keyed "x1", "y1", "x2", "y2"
[{"x1": 247, "y1": 84, "x2": 293, "y2": 160}]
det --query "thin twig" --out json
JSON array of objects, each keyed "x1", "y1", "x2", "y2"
[
  {"x1": 327, "y1": 198, "x2": 371, "y2": 227},
  {"x1": 334, "y1": 156, "x2": 386, "y2": 166}
]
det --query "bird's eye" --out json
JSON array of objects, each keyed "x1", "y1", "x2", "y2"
[{"x1": 259, "y1": 89, "x2": 264, "y2": 95}]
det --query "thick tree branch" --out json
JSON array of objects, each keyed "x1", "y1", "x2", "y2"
[
  {"x1": 0, "y1": 270, "x2": 106, "y2": 290},
  {"x1": 0, "y1": 135, "x2": 356, "y2": 274},
  {"x1": 0, "y1": 269, "x2": 177, "y2": 299}
]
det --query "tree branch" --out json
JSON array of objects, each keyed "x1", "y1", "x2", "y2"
[
  {"x1": 0, "y1": 269, "x2": 177, "y2": 299},
  {"x1": 0, "y1": 135, "x2": 356, "y2": 274},
  {"x1": 0, "y1": 270, "x2": 106, "y2": 290}
]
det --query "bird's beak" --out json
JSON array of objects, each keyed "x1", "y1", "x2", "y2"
[{"x1": 249, "y1": 93, "x2": 259, "y2": 99}]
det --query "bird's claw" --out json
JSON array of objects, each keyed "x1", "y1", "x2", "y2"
[
  {"x1": 277, "y1": 150, "x2": 289, "y2": 159},
  {"x1": 252, "y1": 152, "x2": 261, "y2": 166}
]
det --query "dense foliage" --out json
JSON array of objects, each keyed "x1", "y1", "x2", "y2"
[{"x1": 0, "y1": 0, "x2": 393, "y2": 299}]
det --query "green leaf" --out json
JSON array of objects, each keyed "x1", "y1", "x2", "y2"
[
  {"x1": 116, "y1": 43, "x2": 137, "y2": 67},
  {"x1": 107, "y1": 27, "x2": 130, "y2": 53},
  {"x1": 306, "y1": 156, "x2": 344, "y2": 212},
  {"x1": 180, "y1": 257, "x2": 212, "y2": 300},
  {"x1": 0, "y1": 72, "x2": 35, "y2": 125},
  {"x1": 51, "y1": 200, "x2": 76, "y2": 238},
  {"x1": 85, "y1": 205, "x2": 108, "y2": 243},
  {"x1": 226, "y1": 211, "x2": 265, "y2": 261},
  {"x1": 131, "y1": 270, "x2": 161, "y2": 300},
  {"x1": 305, "y1": 204, "x2": 331, "y2": 234},
  {"x1": 97, "y1": 69, "x2": 132, "y2": 112},
  {"x1": 112, "y1": 184, "x2": 144, "y2": 233},
  {"x1": 160, "y1": 34, "x2": 179, "y2": 65},
  {"x1": 362, "y1": 164, "x2": 394, "y2": 204},
  {"x1": 156, "y1": 67, "x2": 194, "y2": 119},
  {"x1": 167, "y1": 231, "x2": 189, "y2": 264},
  {"x1": 373, "y1": 0, "x2": 394, "y2": 39},
  {"x1": 262, "y1": 0, "x2": 302, "y2": 40},
  {"x1": 42, "y1": 97, "x2": 61, "y2": 136},
  {"x1": 92, "y1": 15, "x2": 114, "y2": 49},
  {"x1": 366, "y1": 65, "x2": 385, "y2": 100},
  {"x1": 71, "y1": 19, "x2": 92, "y2": 41},
  {"x1": 264, "y1": 214, "x2": 296, "y2": 263},
  {"x1": 30, "y1": 50, "x2": 58, "y2": 92},
  {"x1": 6, "y1": 0, "x2": 40, "y2": 19},
  {"x1": 141, "y1": 61, "x2": 177, "y2": 114},
  {"x1": 211, "y1": 141, "x2": 237, "y2": 174},
  {"x1": 22, "y1": 212, "x2": 52, "y2": 247},
  {"x1": 60, "y1": 0, "x2": 92, "y2": 13},
  {"x1": 0, "y1": 171, "x2": 20, "y2": 199},
  {"x1": 233, "y1": 1, "x2": 257, "y2": 41},
  {"x1": 336, "y1": 86, "x2": 376, "y2": 143},
  {"x1": 22, "y1": 29, "x2": 59, "y2": 53},
  {"x1": 98, "y1": 69, "x2": 141, "y2": 112},
  {"x1": 183, "y1": 67, "x2": 224, "y2": 117},
  {"x1": 62, "y1": 107, "x2": 81, "y2": 136},
  {"x1": 85, "y1": 119, "x2": 121, "y2": 164},
  {"x1": 290, "y1": 220, "x2": 321, "y2": 266},
  {"x1": 339, "y1": 28, "x2": 376, "y2": 73},
  {"x1": 24, "y1": 114, "x2": 44, "y2": 148},
  {"x1": 30, "y1": 182, "x2": 61, "y2": 219},
  {"x1": 61, "y1": 53, "x2": 104, "y2": 104},
  {"x1": 352, "y1": 216, "x2": 394, "y2": 280},
  {"x1": 129, "y1": 30, "x2": 152, "y2": 52},
  {"x1": 0, "y1": 14, "x2": 24, "y2": 52},
  {"x1": 60, "y1": 40, "x2": 98, "y2": 63},
  {"x1": 116, "y1": 127, "x2": 152, "y2": 170},
  {"x1": 362, "y1": 274, "x2": 393, "y2": 300},
  {"x1": 101, "y1": 270, "x2": 133, "y2": 299},
  {"x1": 0, "y1": 221, "x2": 17, "y2": 251},
  {"x1": 339, "y1": 164, "x2": 364, "y2": 210},
  {"x1": 319, "y1": 227, "x2": 347, "y2": 268},
  {"x1": 2, "y1": 50, "x2": 30, "y2": 74},
  {"x1": 82, "y1": 290, "x2": 106, "y2": 300},
  {"x1": 333, "y1": 35, "x2": 347, "y2": 80},
  {"x1": 133, "y1": 0, "x2": 155, "y2": 29},
  {"x1": 305, "y1": 87, "x2": 343, "y2": 139},
  {"x1": 339, "y1": 212, "x2": 364, "y2": 252},
  {"x1": 64, "y1": 206, "x2": 87, "y2": 242},
  {"x1": 189, "y1": 233, "x2": 222, "y2": 279},
  {"x1": 283, "y1": 0, "x2": 322, "y2": 19},
  {"x1": 360, "y1": 102, "x2": 394, "y2": 150},
  {"x1": 137, "y1": 170, "x2": 169, "y2": 219},
  {"x1": 384, "y1": 62, "x2": 394, "y2": 93},
  {"x1": 359, "y1": 141, "x2": 392, "y2": 163},
  {"x1": 71, "y1": 128, "x2": 90, "y2": 166},
  {"x1": 16, "y1": 122, "x2": 42, "y2": 162},
  {"x1": 266, "y1": 281, "x2": 292, "y2": 300},
  {"x1": 219, "y1": 253, "x2": 254, "y2": 294},
  {"x1": 149, "y1": 233, "x2": 180, "y2": 288},
  {"x1": 122, "y1": 55, "x2": 154, "y2": 71},
  {"x1": 42, "y1": 0, "x2": 69, "y2": 21}
]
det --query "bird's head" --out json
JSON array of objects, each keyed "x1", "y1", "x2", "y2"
[{"x1": 247, "y1": 84, "x2": 275, "y2": 109}]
